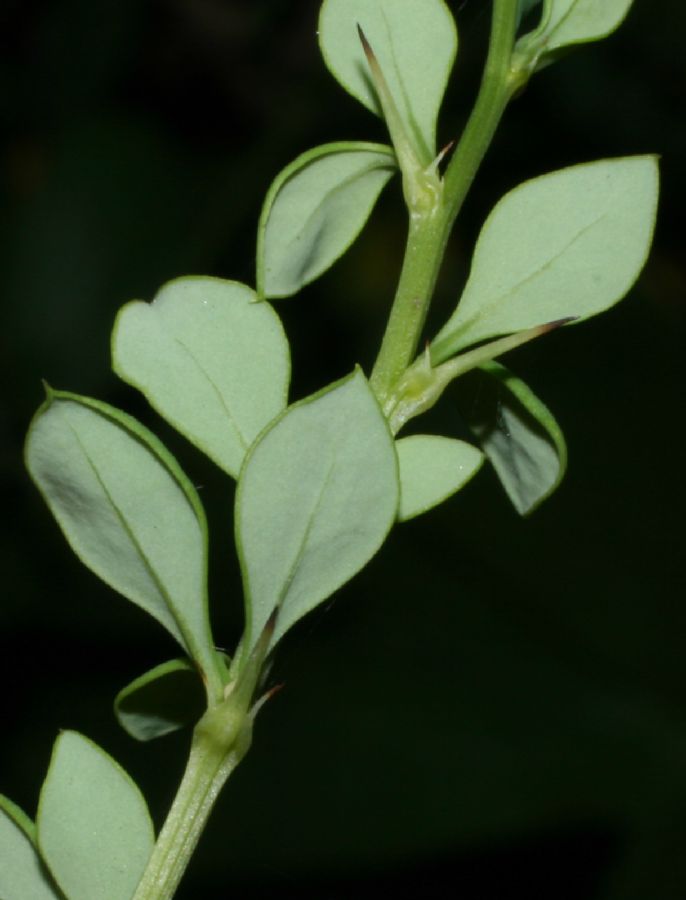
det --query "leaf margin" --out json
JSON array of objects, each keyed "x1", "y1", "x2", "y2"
[
  {"x1": 24, "y1": 387, "x2": 222, "y2": 696},
  {"x1": 111, "y1": 275, "x2": 291, "y2": 478},
  {"x1": 465, "y1": 360, "x2": 568, "y2": 516},
  {"x1": 234, "y1": 366, "x2": 400, "y2": 655},
  {"x1": 256, "y1": 141, "x2": 397, "y2": 300},
  {"x1": 36, "y1": 730, "x2": 155, "y2": 900}
]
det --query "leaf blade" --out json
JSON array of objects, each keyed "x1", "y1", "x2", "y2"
[
  {"x1": 114, "y1": 658, "x2": 207, "y2": 742},
  {"x1": 318, "y1": 0, "x2": 458, "y2": 161},
  {"x1": 543, "y1": 0, "x2": 634, "y2": 55},
  {"x1": 0, "y1": 796, "x2": 62, "y2": 900},
  {"x1": 236, "y1": 369, "x2": 399, "y2": 650},
  {"x1": 433, "y1": 156, "x2": 659, "y2": 361},
  {"x1": 25, "y1": 391, "x2": 219, "y2": 688},
  {"x1": 457, "y1": 362, "x2": 567, "y2": 515},
  {"x1": 37, "y1": 732, "x2": 154, "y2": 900},
  {"x1": 396, "y1": 435, "x2": 483, "y2": 522},
  {"x1": 257, "y1": 142, "x2": 396, "y2": 299},
  {"x1": 112, "y1": 277, "x2": 290, "y2": 477}
]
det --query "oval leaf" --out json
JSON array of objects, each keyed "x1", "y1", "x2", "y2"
[
  {"x1": 236, "y1": 369, "x2": 399, "y2": 650},
  {"x1": 115, "y1": 658, "x2": 208, "y2": 742},
  {"x1": 257, "y1": 142, "x2": 395, "y2": 300},
  {"x1": 318, "y1": 0, "x2": 458, "y2": 161},
  {"x1": 456, "y1": 361, "x2": 567, "y2": 516},
  {"x1": 396, "y1": 435, "x2": 483, "y2": 522},
  {"x1": 37, "y1": 732, "x2": 154, "y2": 900},
  {"x1": 432, "y1": 156, "x2": 659, "y2": 361},
  {"x1": 113, "y1": 277, "x2": 290, "y2": 477},
  {"x1": 25, "y1": 391, "x2": 220, "y2": 690},
  {"x1": 0, "y1": 796, "x2": 61, "y2": 900}
]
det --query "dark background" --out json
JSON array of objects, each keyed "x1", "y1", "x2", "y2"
[{"x1": 1, "y1": 1, "x2": 685, "y2": 897}]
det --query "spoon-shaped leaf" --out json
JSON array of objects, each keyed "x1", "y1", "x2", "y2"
[
  {"x1": 318, "y1": 0, "x2": 458, "y2": 162},
  {"x1": 236, "y1": 369, "x2": 398, "y2": 650},
  {"x1": 37, "y1": 732, "x2": 154, "y2": 900},
  {"x1": 113, "y1": 277, "x2": 290, "y2": 477},
  {"x1": 432, "y1": 156, "x2": 659, "y2": 362},
  {"x1": 455, "y1": 362, "x2": 567, "y2": 515},
  {"x1": 25, "y1": 390, "x2": 221, "y2": 693},
  {"x1": 257, "y1": 142, "x2": 396, "y2": 299},
  {"x1": 0, "y1": 796, "x2": 61, "y2": 900},
  {"x1": 395, "y1": 435, "x2": 483, "y2": 522},
  {"x1": 115, "y1": 658, "x2": 208, "y2": 742}
]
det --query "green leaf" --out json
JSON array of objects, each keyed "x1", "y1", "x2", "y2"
[
  {"x1": 395, "y1": 435, "x2": 483, "y2": 522},
  {"x1": 456, "y1": 361, "x2": 567, "y2": 515},
  {"x1": 538, "y1": 0, "x2": 634, "y2": 59},
  {"x1": 37, "y1": 732, "x2": 154, "y2": 900},
  {"x1": 0, "y1": 796, "x2": 62, "y2": 900},
  {"x1": 432, "y1": 156, "x2": 659, "y2": 362},
  {"x1": 112, "y1": 277, "x2": 290, "y2": 477},
  {"x1": 25, "y1": 391, "x2": 221, "y2": 692},
  {"x1": 318, "y1": 0, "x2": 458, "y2": 162},
  {"x1": 257, "y1": 142, "x2": 396, "y2": 299},
  {"x1": 236, "y1": 369, "x2": 399, "y2": 650},
  {"x1": 115, "y1": 658, "x2": 208, "y2": 741}
]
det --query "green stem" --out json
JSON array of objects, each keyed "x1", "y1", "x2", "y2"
[
  {"x1": 369, "y1": 208, "x2": 450, "y2": 408},
  {"x1": 132, "y1": 708, "x2": 252, "y2": 900},
  {"x1": 442, "y1": 0, "x2": 521, "y2": 225},
  {"x1": 369, "y1": 0, "x2": 520, "y2": 405},
  {"x1": 387, "y1": 318, "x2": 568, "y2": 434},
  {"x1": 131, "y1": 8, "x2": 522, "y2": 898},
  {"x1": 132, "y1": 622, "x2": 273, "y2": 900}
]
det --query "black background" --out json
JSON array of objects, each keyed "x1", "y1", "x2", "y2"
[{"x1": 1, "y1": 1, "x2": 685, "y2": 897}]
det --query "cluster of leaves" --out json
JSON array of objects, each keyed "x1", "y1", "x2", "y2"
[{"x1": 0, "y1": 1, "x2": 657, "y2": 899}]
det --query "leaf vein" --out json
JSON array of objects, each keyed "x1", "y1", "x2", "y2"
[{"x1": 63, "y1": 413, "x2": 194, "y2": 654}]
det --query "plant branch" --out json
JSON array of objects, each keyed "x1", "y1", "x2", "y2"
[
  {"x1": 131, "y1": 722, "x2": 250, "y2": 900},
  {"x1": 369, "y1": 0, "x2": 520, "y2": 406},
  {"x1": 132, "y1": 623, "x2": 273, "y2": 900},
  {"x1": 442, "y1": 0, "x2": 521, "y2": 224}
]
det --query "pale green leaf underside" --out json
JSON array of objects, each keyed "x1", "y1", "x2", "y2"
[
  {"x1": 25, "y1": 392, "x2": 218, "y2": 682},
  {"x1": 396, "y1": 435, "x2": 483, "y2": 522},
  {"x1": 0, "y1": 797, "x2": 61, "y2": 900},
  {"x1": 37, "y1": 732, "x2": 154, "y2": 900},
  {"x1": 543, "y1": 0, "x2": 634, "y2": 54},
  {"x1": 318, "y1": 0, "x2": 457, "y2": 162},
  {"x1": 115, "y1": 658, "x2": 206, "y2": 741},
  {"x1": 257, "y1": 143, "x2": 396, "y2": 299},
  {"x1": 113, "y1": 277, "x2": 290, "y2": 477},
  {"x1": 433, "y1": 156, "x2": 659, "y2": 361},
  {"x1": 237, "y1": 369, "x2": 399, "y2": 650},
  {"x1": 463, "y1": 361, "x2": 567, "y2": 516}
]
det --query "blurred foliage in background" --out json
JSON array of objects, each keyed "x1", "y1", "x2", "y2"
[{"x1": 1, "y1": 1, "x2": 685, "y2": 897}]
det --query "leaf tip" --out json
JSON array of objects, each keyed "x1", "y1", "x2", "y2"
[
  {"x1": 251, "y1": 681, "x2": 285, "y2": 719},
  {"x1": 263, "y1": 607, "x2": 278, "y2": 641},
  {"x1": 430, "y1": 139, "x2": 455, "y2": 174},
  {"x1": 540, "y1": 315, "x2": 578, "y2": 333},
  {"x1": 356, "y1": 22, "x2": 373, "y2": 61},
  {"x1": 356, "y1": 24, "x2": 385, "y2": 88}
]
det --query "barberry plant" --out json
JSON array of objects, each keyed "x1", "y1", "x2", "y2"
[{"x1": 1, "y1": 1, "x2": 658, "y2": 898}]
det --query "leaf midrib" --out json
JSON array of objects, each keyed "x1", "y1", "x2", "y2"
[
  {"x1": 64, "y1": 411, "x2": 198, "y2": 656},
  {"x1": 450, "y1": 211, "x2": 606, "y2": 345},
  {"x1": 169, "y1": 332, "x2": 250, "y2": 451}
]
